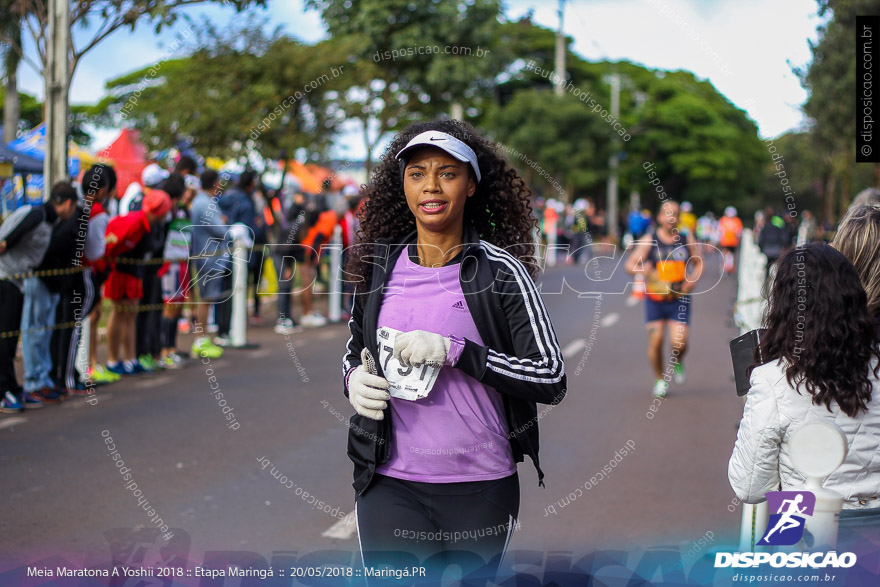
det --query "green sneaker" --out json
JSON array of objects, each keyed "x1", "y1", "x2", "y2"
[
  {"x1": 652, "y1": 378, "x2": 669, "y2": 398},
  {"x1": 137, "y1": 354, "x2": 160, "y2": 371},
  {"x1": 161, "y1": 353, "x2": 185, "y2": 369},
  {"x1": 673, "y1": 362, "x2": 686, "y2": 385},
  {"x1": 192, "y1": 337, "x2": 223, "y2": 359},
  {"x1": 89, "y1": 364, "x2": 120, "y2": 384}
]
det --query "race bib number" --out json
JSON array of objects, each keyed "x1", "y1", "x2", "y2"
[{"x1": 376, "y1": 326, "x2": 441, "y2": 401}]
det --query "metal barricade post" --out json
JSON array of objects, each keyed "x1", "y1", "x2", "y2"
[
  {"x1": 328, "y1": 225, "x2": 342, "y2": 323},
  {"x1": 230, "y1": 229, "x2": 258, "y2": 349}
]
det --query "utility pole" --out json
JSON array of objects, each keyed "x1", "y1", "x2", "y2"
[
  {"x1": 606, "y1": 72, "x2": 620, "y2": 241},
  {"x1": 553, "y1": 0, "x2": 565, "y2": 96},
  {"x1": 44, "y1": 0, "x2": 70, "y2": 194}
]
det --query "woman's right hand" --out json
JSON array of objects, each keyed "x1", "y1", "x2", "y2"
[{"x1": 348, "y1": 366, "x2": 391, "y2": 420}]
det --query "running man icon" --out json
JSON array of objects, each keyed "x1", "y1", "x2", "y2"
[{"x1": 758, "y1": 491, "x2": 817, "y2": 546}]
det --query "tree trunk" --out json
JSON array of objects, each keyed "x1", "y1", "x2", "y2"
[
  {"x1": 824, "y1": 172, "x2": 837, "y2": 226},
  {"x1": 839, "y1": 160, "x2": 851, "y2": 220},
  {"x1": 450, "y1": 102, "x2": 463, "y2": 120},
  {"x1": 362, "y1": 119, "x2": 373, "y2": 179},
  {"x1": 44, "y1": 0, "x2": 70, "y2": 188},
  {"x1": 3, "y1": 64, "x2": 18, "y2": 143},
  {"x1": 3, "y1": 10, "x2": 20, "y2": 144}
]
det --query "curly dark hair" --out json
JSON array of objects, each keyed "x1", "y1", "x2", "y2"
[
  {"x1": 758, "y1": 242, "x2": 880, "y2": 417},
  {"x1": 346, "y1": 118, "x2": 537, "y2": 290}
]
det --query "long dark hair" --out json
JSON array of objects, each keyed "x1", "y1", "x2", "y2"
[
  {"x1": 346, "y1": 119, "x2": 537, "y2": 290},
  {"x1": 758, "y1": 242, "x2": 880, "y2": 417}
]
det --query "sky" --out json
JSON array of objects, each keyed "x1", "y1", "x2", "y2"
[{"x1": 15, "y1": 0, "x2": 823, "y2": 158}]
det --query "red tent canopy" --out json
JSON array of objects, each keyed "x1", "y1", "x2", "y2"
[{"x1": 99, "y1": 128, "x2": 147, "y2": 197}]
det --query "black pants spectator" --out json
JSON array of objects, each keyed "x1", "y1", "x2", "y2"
[
  {"x1": 136, "y1": 266, "x2": 163, "y2": 358},
  {"x1": 51, "y1": 270, "x2": 95, "y2": 390},
  {"x1": 274, "y1": 251, "x2": 304, "y2": 323},
  {"x1": 216, "y1": 271, "x2": 234, "y2": 337},
  {"x1": 248, "y1": 246, "x2": 265, "y2": 318},
  {"x1": 0, "y1": 280, "x2": 24, "y2": 395}
]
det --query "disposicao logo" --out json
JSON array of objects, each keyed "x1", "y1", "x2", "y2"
[
  {"x1": 758, "y1": 491, "x2": 815, "y2": 546},
  {"x1": 714, "y1": 490, "x2": 857, "y2": 569}
]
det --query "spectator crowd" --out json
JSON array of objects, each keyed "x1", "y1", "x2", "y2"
[{"x1": 0, "y1": 157, "x2": 363, "y2": 413}]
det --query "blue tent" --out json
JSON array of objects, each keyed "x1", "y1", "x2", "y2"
[
  {"x1": 7, "y1": 123, "x2": 87, "y2": 178},
  {"x1": 1, "y1": 130, "x2": 45, "y2": 213},
  {"x1": 0, "y1": 142, "x2": 43, "y2": 174}
]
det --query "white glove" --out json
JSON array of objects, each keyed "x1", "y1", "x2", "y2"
[
  {"x1": 348, "y1": 365, "x2": 391, "y2": 420},
  {"x1": 393, "y1": 330, "x2": 450, "y2": 368}
]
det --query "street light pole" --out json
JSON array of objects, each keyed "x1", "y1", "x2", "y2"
[
  {"x1": 44, "y1": 0, "x2": 70, "y2": 193},
  {"x1": 606, "y1": 72, "x2": 620, "y2": 241},
  {"x1": 553, "y1": 0, "x2": 565, "y2": 96}
]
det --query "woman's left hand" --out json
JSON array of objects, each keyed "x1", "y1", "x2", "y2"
[{"x1": 394, "y1": 330, "x2": 450, "y2": 368}]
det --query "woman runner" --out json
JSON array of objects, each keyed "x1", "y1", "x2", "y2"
[{"x1": 342, "y1": 119, "x2": 567, "y2": 582}]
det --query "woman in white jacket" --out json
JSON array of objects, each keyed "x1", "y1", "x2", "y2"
[{"x1": 728, "y1": 243, "x2": 880, "y2": 538}]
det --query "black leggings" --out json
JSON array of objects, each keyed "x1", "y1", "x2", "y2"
[
  {"x1": 136, "y1": 267, "x2": 162, "y2": 357},
  {"x1": 355, "y1": 472, "x2": 519, "y2": 584}
]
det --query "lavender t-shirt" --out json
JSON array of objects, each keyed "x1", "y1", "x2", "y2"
[{"x1": 375, "y1": 246, "x2": 516, "y2": 483}]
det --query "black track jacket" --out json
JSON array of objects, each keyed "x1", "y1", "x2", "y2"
[{"x1": 342, "y1": 222, "x2": 567, "y2": 496}]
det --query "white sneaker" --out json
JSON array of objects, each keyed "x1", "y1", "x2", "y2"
[
  {"x1": 673, "y1": 362, "x2": 686, "y2": 385},
  {"x1": 274, "y1": 318, "x2": 303, "y2": 334},
  {"x1": 301, "y1": 312, "x2": 327, "y2": 328},
  {"x1": 652, "y1": 379, "x2": 668, "y2": 398},
  {"x1": 213, "y1": 335, "x2": 232, "y2": 347}
]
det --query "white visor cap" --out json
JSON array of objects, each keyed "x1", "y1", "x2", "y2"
[{"x1": 395, "y1": 130, "x2": 481, "y2": 184}]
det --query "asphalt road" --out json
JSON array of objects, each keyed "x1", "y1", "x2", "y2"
[{"x1": 0, "y1": 248, "x2": 746, "y2": 573}]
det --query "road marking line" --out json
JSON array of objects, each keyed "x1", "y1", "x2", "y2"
[
  {"x1": 0, "y1": 417, "x2": 27, "y2": 430},
  {"x1": 322, "y1": 510, "x2": 357, "y2": 539},
  {"x1": 562, "y1": 339, "x2": 587, "y2": 358},
  {"x1": 600, "y1": 313, "x2": 620, "y2": 327},
  {"x1": 625, "y1": 296, "x2": 639, "y2": 307}
]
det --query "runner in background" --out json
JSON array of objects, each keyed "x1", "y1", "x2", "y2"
[
  {"x1": 543, "y1": 199, "x2": 559, "y2": 266},
  {"x1": 677, "y1": 201, "x2": 697, "y2": 235},
  {"x1": 569, "y1": 199, "x2": 591, "y2": 264},
  {"x1": 718, "y1": 206, "x2": 743, "y2": 274},
  {"x1": 625, "y1": 200, "x2": 703, "y2": 398},
  {"x1": 695, "y1": 211, "x2": 716, "y2": 255},
  {"x1": 627, "y1": 207, "x2": 652, "y2": 243}
]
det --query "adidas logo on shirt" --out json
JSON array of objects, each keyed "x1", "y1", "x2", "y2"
[{"x1": 452, "y1": 300, "x2": 466, "y2": 310}]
